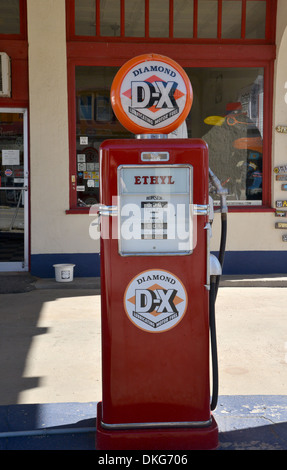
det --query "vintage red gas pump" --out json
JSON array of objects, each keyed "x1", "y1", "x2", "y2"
[{"x1": 96, "y1": 54, "x2": 225, "y2": 450}]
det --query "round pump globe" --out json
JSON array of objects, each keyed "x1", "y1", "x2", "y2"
[{"x1": 110, "y1": 53, "x2": 193, "y2": 135}]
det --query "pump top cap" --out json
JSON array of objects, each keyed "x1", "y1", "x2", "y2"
[{"x1": 110, "y1": 53, "x2": 193, "y2": 135}]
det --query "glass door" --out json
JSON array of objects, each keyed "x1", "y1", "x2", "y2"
[{"x1": 0, "y1": 109, "x2": 29, "y2": 271}]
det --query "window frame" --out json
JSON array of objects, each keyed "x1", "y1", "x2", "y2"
[
  {"x1": 0, "y1": 0, "x2": 28, "y2": 108},
  {"x1": 67, "y1": 0, "x2": 276, "y2": 44},
  {"x1": 0, "y1": 0, "x2": 27, "y2": 40},
  {"x1": 66, "y1": 0, "x2": 276, "y2": 213}
]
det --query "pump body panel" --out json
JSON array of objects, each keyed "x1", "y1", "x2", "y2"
[{"x1": 97, "y1": 139, "x2": 218, "y2": 450}]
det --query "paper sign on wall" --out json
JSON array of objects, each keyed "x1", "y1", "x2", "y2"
[{"x1": 2, "y1": 150, "x2": 20, "y2": 165}]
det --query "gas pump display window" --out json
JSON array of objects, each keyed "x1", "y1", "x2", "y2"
[{"x1": 118, "y1": 165, "x2": 193, "y2": 255}]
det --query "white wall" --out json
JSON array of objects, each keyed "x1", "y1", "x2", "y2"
[{"x1": 27, "y1": 0, "x2": 99, "y2": 256}]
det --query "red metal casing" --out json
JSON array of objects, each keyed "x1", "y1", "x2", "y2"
[{"x1": 96, "y1": 138, "x2": 218, "y2": 450}]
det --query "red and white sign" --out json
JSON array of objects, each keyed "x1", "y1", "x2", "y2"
[{"x1": 111, "y1": 53, "x2": 193, "y2": 135}]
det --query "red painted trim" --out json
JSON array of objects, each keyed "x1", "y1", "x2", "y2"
[
  {"x1": 66, "y1": 42, "x2": 276, "y2": 63},
  {"x1": 193, "y1": 0, "x2": 198, "y2": 39},
  {"x1": 266, "y1": 0, "x2": 277, "y2": 43},
  {"x1": 19, "y1": 0, "x2": 27, "y2": 39},
  {"x1": 68, "y1": 0, "x2": 75, "y2": 37},
  {"x1": 262, "y1": 59, "x2": 274, "y2": 207},
  {"x1": 27, "y1": 112, "x2": 31, "y2": 271},
  {"x1": 0, "y1": 39, "x2": 29, "y2": 104},
  {"x1": 0, "y1": 39, "x2": 28, "y2": 59},
  {"x1": 169, "y1": 0, "x2": 174, "y2": 39},
  {"x1": 228, "y1": 207, "x2": 275, "y2": 213},
  {"x1": 96, "y1": 0, "x2": 100, "y2": 37},
  {"x1": 66, "y1": 208, "x2": 90, "y2": 214},
  {"x1": 66, "y1": 36, "x2": 271, "y2": 46}
]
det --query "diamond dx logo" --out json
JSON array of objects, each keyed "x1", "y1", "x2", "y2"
[
  {"x1": 124, "y1": 270, "x2": 188, "y2": 333},
  {"x1": 111, "y1": 54, "x2": 192, "y2": 134},
  {"x1": 135, "y1": 286, "x2": 178, "y2": 315},
  {"x1": 122, "y1": 75, "x2": 185, "y2": 127},
  {"x1": 131, "y1": 80, "x2": 178, "y2": 110},
  {"x1": 123, "y1": 75, "x2": 185, "y2": 127}
]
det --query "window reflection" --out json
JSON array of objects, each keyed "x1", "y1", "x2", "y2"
[
  {"x1": 186, "y1": 68, "x2": 264, "y2": 205},
  {"x1": 75, "y1": 0, "x2": 96, "y2": 36},
  {"x1": 74, "y1": 0, "x2": 268, "y2": 41},
  {"x1": 125, "y1": 0, "x2": 145, "y2": 37},
  {"x1": 149, "y1": 0, "x2": 169, "y2": 37},
  {"x1": 100, "y1": 0, "x2": 121, "y2": 37},
  {"x1": 173, "y1": 0, "x2": 193, "y2": 38},
  {"x1": 246, "y1": 0, "x2": 266, "y2": 39},
  {"x1": 75, "y1": 66, "x2": 131, "y2": 206},
  {"x1": 198, "y1": 0, "x2": 218, "y2": 38},
  {"x1": 0, "y1": 0, "x2": 20, "y2": 35},
  {"x1": 222, "y1": 0, "x2": 242, "y2": 39}
]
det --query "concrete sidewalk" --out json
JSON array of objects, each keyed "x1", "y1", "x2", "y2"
[{"x1": 0, "y1": 273, "x2": 286, "y2": 450}]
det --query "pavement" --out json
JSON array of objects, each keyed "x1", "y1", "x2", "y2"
[{"x1": 0, "y1": 272, "x2": 286, "y2": 451}]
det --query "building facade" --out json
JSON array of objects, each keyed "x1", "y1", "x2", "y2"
[{"x1": 0, "y1": 0, "x2": 286, "y2": 278}]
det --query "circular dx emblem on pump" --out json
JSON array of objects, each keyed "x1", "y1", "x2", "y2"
[
  {"x1": 111, "y1": 54, "x2": 193, "y2": 135},
  {"x1": 124, "y1": 269, "x2": 188, "y2": 333}
]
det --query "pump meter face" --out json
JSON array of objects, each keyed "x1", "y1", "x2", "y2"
[{"x1": 118, "y1": 164, "x2": 193, "y2": 255}]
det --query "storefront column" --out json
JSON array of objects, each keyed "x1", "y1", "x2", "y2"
[{"x1": 27, "y1": 0, "x2": 100, "y2": 277}]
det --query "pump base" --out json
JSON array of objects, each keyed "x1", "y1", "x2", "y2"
[{"x1": 96, "y1": 402, "x2": 218, "y2": 450}]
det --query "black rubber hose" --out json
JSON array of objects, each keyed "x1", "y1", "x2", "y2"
[
  {"x1": 215, "y1": 212, "x2": 227, "y2": 299},
  {"x1": 210, "y1": 211, "x2": 227, "y2": 410},
  {"x1": 209, "y1": 275, "x2": 218, "y2": 411}
]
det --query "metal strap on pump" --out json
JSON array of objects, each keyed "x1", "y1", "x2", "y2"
[
  {"x1": 98, "y1": 205, "x2": 118, "y2": 216},
  {"x1": 90, "y1": 204, "x2": 118, "y2": 227},
  {"x1": 194, "y1": 204, "x2": 209, "y2": 216}
]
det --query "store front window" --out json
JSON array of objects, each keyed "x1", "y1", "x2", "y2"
[
  {"x1": 75, "y1": 66, "x2": 131, "y2": 207},
  {"x1": 67, "y1": 0, "x2": 275, "y2": 210},
  {"x1": 75, "y1": 65, "x2": 264, "y2": 207},
  {"x1": 0, "y1": 0, "x2": 20, "y2": 35},
  {"x1": 73, "y1": 0, "x2": 268, "y2": 42},
  {"x1": 188, "y1": 67, "x2": 264, "y2": 206},
  {"x1": 0, "y1": 0, "x2": 26, "y2": 38}
]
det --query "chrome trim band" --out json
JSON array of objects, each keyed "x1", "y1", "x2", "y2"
[
  {"x1": 194, "y1": 204, "x2": 209, "y2": 216},
  {"x1": 98, "y1": 205, "x2": 118, "y2": 216},
  {"x1": 204, "y1": 222, "x2": 211, "y2": 290},
  {"x1": 0, "y1": 186, "x2": 28, "y2": 191},
  {"x1": 101, "y1": 418, "x2": 212, "y2": 430},
  {"x1": 136, "y1": 134, "x2": 168, "y2": 139}
]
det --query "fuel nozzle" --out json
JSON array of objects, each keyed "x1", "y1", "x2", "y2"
[{"x1": 209, "y1": 167, "x2": 228, "y2": 214}]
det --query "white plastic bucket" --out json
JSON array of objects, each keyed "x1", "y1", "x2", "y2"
[{"x1": 53, "y1": 264, "x2": 75, "y2": 283}]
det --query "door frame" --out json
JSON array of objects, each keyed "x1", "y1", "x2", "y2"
[{"x1": 0, "y1": 107, "x2": 29, "y2": 272}]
